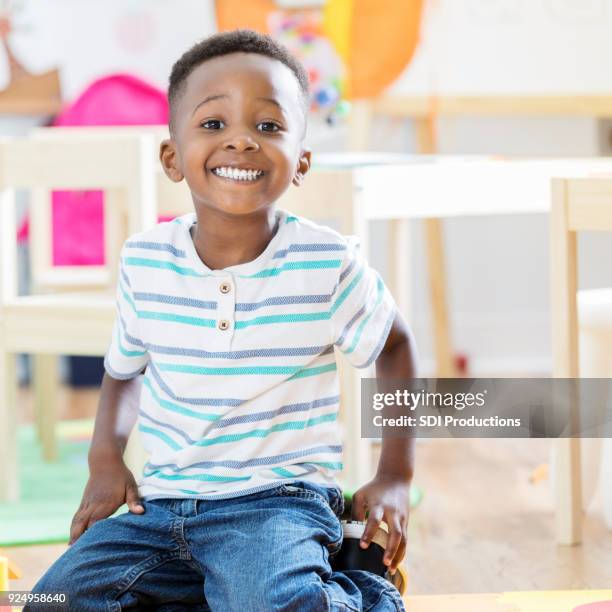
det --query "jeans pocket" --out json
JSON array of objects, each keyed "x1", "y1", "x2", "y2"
[
  {"x1": 277, "y1": 481, "x2": 342, "y2": 512},
  {"x1": 277, "y1": 483, "x2": 330, "y2": 507},
  {"x1": 277, "y1": 483, "x2": 344, "y2": 553}
]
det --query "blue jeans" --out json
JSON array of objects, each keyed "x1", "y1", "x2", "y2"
[{"x1": 29, "y1": 481, "x2": 405, "y2": 611}]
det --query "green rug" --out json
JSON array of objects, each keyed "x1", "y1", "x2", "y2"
[{"x1": 0, "y1": 420, "x2": 93, "y2": 547}]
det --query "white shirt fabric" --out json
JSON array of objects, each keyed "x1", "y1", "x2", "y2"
[{"x1": 104, "y1": 209, "x2": 396, "y2": 499}]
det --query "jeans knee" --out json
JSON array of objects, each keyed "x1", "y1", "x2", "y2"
[{"x1": 28, "y1": 550, "x2": 109, "y2": 612}]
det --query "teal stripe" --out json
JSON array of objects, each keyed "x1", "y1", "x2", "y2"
[
  {"x1": 330, "y1": 267, "x2": 364, "y2": 315},
  {"x1": 286, "y1": 215, "x2": 298, "y2": 223},
  {"x1": 288, "y1": 363, "x2": 337, "y2": 380},
  {"x1": 116, "y1": 326, "x2": 147, "y2": 358},
  {"x1": 144, "y1": 469, "x2": 250, "y2": 483},
  {"x1": 125, "y1": 257, "x2": 203, "y2": 277},
  {"x1": 345, "y1": 277, "x2": 385, "y2": 354},
  {"x1": 157, "y1": 363, "x2": 334, "y2": 376},
  {"x1": 195, "y1": 411, "x2": 338, "y2": 447},
  {"x1": 142, "y1": 377, "x2": 221, "y2": 421},
  {"x1": 272, "y1": 466, "x2": 297, "y2": 478},
  {"x1": 244, "y1": 259, "x2": 341, "y2": 279},
  {"x1": 139, "y1": 311, "x2": 216, "y2": 327},
  {"x1": 138, "y1": 424, "x2": 181, "y2": 451},
  {"x1": 234, "y1": 312, "x2": 330, "y2": 329}
]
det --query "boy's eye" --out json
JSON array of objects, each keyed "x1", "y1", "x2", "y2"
[
  {"x1": 200, "y1": 119, "x2": 225, "y2": 130},
  {"x1": 257, "y1": 122, "x2": 281, "y2": 133}
]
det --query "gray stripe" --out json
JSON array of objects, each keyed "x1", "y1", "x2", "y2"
[
  {"x1": 133, "y1": 292, "x2": 217, "y2": 310},
  {"x1": 213, "y1": 394, "x2": 340, "y2": 429},
  {"x1": 147, "y1": 362, "x2": 243, "y2": 407},
  {"x1": 139, "y1": 410, "x2": 196, "y2": 446},
  {"x1": 338, "y1": 257, "x2": 357, "y2": 284},
  {"x1": 292, "y1": 464, "x2": 319, "y2": 477},
  {"x1": 235, "y1": 294, "x2": 330, "y2": 311},
  {"x1": 131, "y1": 292, "x2": 333, "y2": 312},
  {"x1": 272, "y1": 243, "x2": 346, "y2": 259},
  {"x1": 119, "y1": 314, "x2": 145, "y2": 348},
  {"x1": 335, "y1": 303, "x2": 367, "y2": 347},
  {"x1": 142, "y1": 479, "x2": 338, "y2": 502},
  {"x1": 331, "y1": 257, "x2": 357, "y2": 298},
  {"x1": 104, "y1": 357, "x2": 145, "y2": 380},
  {"x1": 144, "y1": 343, "x2": 334, "y2": 360},
  {"x1": 146, "y1": 444, "x2": 343, "y2": 471},
  {"x1": 126, "y1": 241, "x2": 186, "y2": 258},
  {"x1": 120, "y1": 265, "x2": 131, "y2": 288},
  {"x1": 356, "y1": 307, "x2": 397, "y2": 368}
]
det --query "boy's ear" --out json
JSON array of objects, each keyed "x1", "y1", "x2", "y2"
[
  {"x1": 160, "y1": 139, "x2": 184, "y2": 183},
  {"x1": 292, "y1": 148, "x2": 311, "y2": 187}
]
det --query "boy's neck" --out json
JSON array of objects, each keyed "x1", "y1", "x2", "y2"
[{"x1": 190, "y1": 205, "x2": 279, "y2": 271}]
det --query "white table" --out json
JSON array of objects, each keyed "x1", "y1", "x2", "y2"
[{"x1": 303, "y1": 154, "x2": 612, "y2": 544}]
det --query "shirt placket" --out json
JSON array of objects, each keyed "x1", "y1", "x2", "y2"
[{"x1": 214, "y1": 273, "x2": 236, "y2": 350}]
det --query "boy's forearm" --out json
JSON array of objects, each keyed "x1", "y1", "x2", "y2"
[
  {"x1": 88, "y1": 372, "x2": 140, "y2": 468},
  {"x1": 374, "y1": 323, "x2": 417, "y2": 483}
]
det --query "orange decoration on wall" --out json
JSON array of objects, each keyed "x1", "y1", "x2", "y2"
[
  {"x1": 348, "y1": 0, "x2": 423, "y2": 98},
  {"x1": 215, "y1": 0, "x2": 424, "y2": 100},
  {"x1": 215, "y1": 0, "x2": 275, "y2": 35}
]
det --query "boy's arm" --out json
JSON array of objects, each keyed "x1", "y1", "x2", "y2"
[
  {"x1": 70, "y1": 373, "x2": 145, "y2": 544},
  {"x1": 350, "y1": 312, "x2": 417, "y2": 574}
]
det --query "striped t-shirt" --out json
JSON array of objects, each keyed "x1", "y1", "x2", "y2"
[{"x1": 104, "y1": 209, "x2": 396, "y2": 499}]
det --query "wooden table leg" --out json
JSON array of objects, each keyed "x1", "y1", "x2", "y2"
[
  {"x1": 388, "y1": 219, "x2": 411, "y2": 321},
  {"x1": 33, "y1": 354, "x2": 59, "y2": 462},
  {"x1": 424, "y1": 218, "x2": 456, "y2": 377},
  {"x1": 550, "y1": 179, "x2": 582, "y2": 544},
  {"x1": 414, "y1": 116, "x2": 456, "y2": 376}
]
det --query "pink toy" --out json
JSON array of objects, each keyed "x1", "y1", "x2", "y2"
[{"x1": 18, "y1": 74, "x2": 169, "y2": 266}]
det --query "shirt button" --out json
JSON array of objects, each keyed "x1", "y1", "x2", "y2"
[
  {"x1": 218, "y1": 319, "x2": 230, "y2": 331},
  {"x1": 219, "y1": 282, "x2": 231, "y2": 294}
]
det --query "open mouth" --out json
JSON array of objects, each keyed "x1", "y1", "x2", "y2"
[{"x1": 211, "y1": 166, "x2": 265, "y2": 183}]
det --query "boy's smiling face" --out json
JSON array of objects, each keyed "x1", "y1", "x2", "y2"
[{"x1": 161, "y1": 52, "x2": 311, "y2": 217}]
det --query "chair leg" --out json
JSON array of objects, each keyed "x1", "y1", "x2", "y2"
[
  {"x1": 33, "y1": 354, "x2": 59, "y2": 461},
  {"x1": 0, "y1": 349, "x2": 19, "y2": 501}
]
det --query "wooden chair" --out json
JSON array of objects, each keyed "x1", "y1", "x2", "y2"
[
  {"x1": 551, "y1": 176, "x2": 612, "y2": 544},
  {"x1": 29, "y1": 126, "x2": 192, "y2": 292},
  {"x1": 0, "y1": 134, "x2": 157, "y2": 501}
]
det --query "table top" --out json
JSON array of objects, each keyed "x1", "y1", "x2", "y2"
[{"x1": 314, "y1": 154, "x2": 612, "y2": 219}]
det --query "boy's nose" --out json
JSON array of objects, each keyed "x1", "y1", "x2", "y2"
[{"x1": 223, "y1": 134, "x2": 260, "y2": 152}]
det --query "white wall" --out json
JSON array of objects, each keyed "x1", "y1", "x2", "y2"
[
  {"x1": 390, "y1": 0, "x2": 612, "y2": 95},
  {"x1": 3, "y1": 1, "x2": 217, "y2": 99},
  {"x1": 3, "y1": 1, "x2": 611, "y2": 375}
]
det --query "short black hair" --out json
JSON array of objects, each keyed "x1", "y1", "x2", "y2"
[{"x1": 168, "y1": 29, "x2": 310, "y2": 133}]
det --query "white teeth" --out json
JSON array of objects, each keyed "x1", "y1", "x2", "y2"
[{"x1": 213, "y1": 167, "x2": 263, "y2": 181}]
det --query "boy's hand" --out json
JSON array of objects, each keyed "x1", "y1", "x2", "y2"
[
  {"x1": 69, "y1": 459, "x2": 144, "y2": 545},
  {"x1": 350, "y1": 476, "x2": 410, "y2": 574}
]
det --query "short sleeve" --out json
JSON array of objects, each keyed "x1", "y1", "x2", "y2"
[
  {"x1": 330, "y1": 237, "x2": 397, "y2": 368},
  {"x1": 104, "y1": 246, "x2": 149, "y2": 380}
]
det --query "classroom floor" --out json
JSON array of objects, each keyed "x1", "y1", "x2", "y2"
[{"x1": 5, "y1": 386, "x2": 612, "y2": 596}]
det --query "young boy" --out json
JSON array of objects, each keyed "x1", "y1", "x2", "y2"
[{"x1": 30, "y1": 30, "x2": 416, "y2": 611}]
